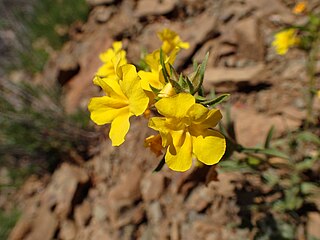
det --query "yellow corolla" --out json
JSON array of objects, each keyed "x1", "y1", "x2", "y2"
[
  {"x1": 272, "y1": 29, "x2": 300, "y2": 55},
  {"x1": 293, "y1": 1, "x2": 307, "y2": 14},
  {"x1": 157, "y1": 28, "x2": 190, "y2": 54},
  {"x1": 88, "y1": 64, "x2": 149, "y2": 146},
  {"x1": 138, "y1": 49, "x2": 177, "y2": 93},
  {"x1": 149, "y1": 93, "x2": 226, "y2": 172},
  {"x1": 95, "y1": 41, "x2": 127, "y2": 80}
]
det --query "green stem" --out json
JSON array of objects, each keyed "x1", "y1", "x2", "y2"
[{"x1": 305, "y1": 31, "x2": 320, "y2": 129}]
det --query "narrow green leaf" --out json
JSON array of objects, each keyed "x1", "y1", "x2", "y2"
[
  {"x1": 178, "y1": 73, "x2": 186, "y2": 88},
  {"x1": 201, "y1": 94, "x2": 230, "y2": 107},
  {"x1": 159, "y1": 49, "x2": 170, "y2": 83},
  {"x1": 301, "y1": 182, "x2": 319, "y2": 195},
  {"x1": 169, "y1": 64, "x2": 179, "y2": 82},
  {"x1": 169, "y1": 78, "x2": 184, "y2": 93},
  {"x1": 242, "y1": 148, "x2": 289, "y2": 159},
  {"x1": 190, "y1": 53, "x2": 209, "y2": 94},
  {"x1": 153, "y1": 157, "x2": 165, "y2": 172},
  {"x1": 192, "y1": 59, "x2": 198, "y2": 71},
  {"x1": 195, "y1": 95, "x2": 207, "y2": 102},
  {"x1": 264, "y1": 126, "x2": 275, "y2": 149},
  {"x1": 149, "y1": 84, "x2": 161, "y2": 95},
  {"x1": 189, "y1": 65, "x2": 201, "y2": 93},
  {"x1": 297, "y1": 131, "x2": 320, "y2": 145},
  {"x1": 185, "y1": 76, "x2": 194, "y2": 94},
  {"x1": 198, "y1": 86, "x2": 205, "y2": 97}
]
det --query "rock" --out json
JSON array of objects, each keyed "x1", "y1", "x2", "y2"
[
  {"x1": 107, "y1": 166, "x2": 143, "y2": 225},
  {"x1": 41, "y1": 163, "x2": 90, "y2": 220},
  {"x1": 137, "y1": 3, "x2": 220, "y2": 69},
  {"x1": 24, "y1": 206, "x2": 58, "y2": 240},
  {"x1": 234, "y1": 18, "x2": 265, "y2": 61},
  {"x1": 114, "y1": 203, "x2": 145, "y2": 228},
  {"x1": 307, "y1": 213, "x2": 320, "y2": 239},
  {"x1": 135, "y1": 0, "x2": 177, "y2": 17},
  {"x1": 63, "y1": 26, "x2": 113, "y2": 112},
  {"x1": 56, "y1": 53, "x2": 80, "y2": 85},
  {"x1": 92, "y1": 198, "x2": 108, "y2": 222},
  {"x1": 8, "y1": 215, "x2": 32, "y2": 240},
  {"x1": 74, "y1": 200, "x2": 92, "y2": 227},
  {"x1": 91, "y1": 6, "x2": 114, "y2": 23},
  {"x1": 59, "y1": 220, "x2": 77, "y2": 240},
  {"x1": 230, "y1": 105, "x2": 301, "y2": 147},
  {"x1": 146, "y1": 201, "x2": 163, "y2": 224},
  {"x1": 203, "y1": 63, "x2": 265, "y2": 89},
  {"x1": 140, "y1": 172, "x2": 165, "y2": 202},
  {"x1": 90, "y1": 228, "x2": 112, "y2": 240},
  {"x1": 186, "y1": 185, "x2": 214, "y2": 212}
]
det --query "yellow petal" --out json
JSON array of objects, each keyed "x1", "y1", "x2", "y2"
[
  {"x1": 106, "y1": 78, "x2": 127, "y2": 99},
  {"x1": 145, "y1": 50, "x2": 161, "y2": 71},
  {"x1": 99, "y1": 48, "x2": 114, "y2": 63},
  {"x1": 144, "y1": 135, "x2": 163, "y2": 156},
  {"x1": 198, "y1": 108, "x2": 222, "y2": 128},
  {"x1": 138, "y1": 70, "x2": 164, "y2": 90},
  {"x1": 158, "y1": 83, "x2": 176, "y2": 98},
  {"x1": 112, "y1": 41, "x2": 123, "y2": 52},
  {"x1": 179, "y1": 41, "x2": 190, "y2": 49},
  {"x1": 88, "y1": 97, "x2": 128, "y2": 125},
  {"x1": 155, "y1": 93, "x2": 195, "y2": 118},
  {"x1": 165, "y1": 132, "x2": 192, "y2": 172},
  {"x1": 187, "y1": 103, "x2": 209, "y2": 122},
  {"x1": 120, "y1": 64, "x2": 149, "y2": 116},
  {"x1": 192, "y1": 129, "x2": 226, "y2": 165},
  {"x1": 149, "y1": 117, "x2": 170, "y2": 147},
  {"x1": 109, "y1": 111, "x2": 131, "y2": 146}
]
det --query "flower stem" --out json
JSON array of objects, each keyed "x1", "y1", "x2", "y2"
[{"x1": 305, "y1": 30, "x2": 320, "y2": 129}]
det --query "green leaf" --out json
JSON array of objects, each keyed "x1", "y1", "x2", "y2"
[
  {"x1": 159, "y1": 49, "x2": 170, "y2": 83},
  {"x1": 169, "y1": 64, "x2": 179, "y2": 82},
  {"x1": 190, "y1": 52, "x2": 209, "y2": 94},
  {"x1": 192, "y1": 59, "x2": 198, "y2": 71},
  {"x1": 153, "y1": 157, "x2": 165, "y2": 172},
  {"x1": 295, "y1": 157, "x2": 316, "y2": 171},
  {"x1": 301, "y1": 182, "x2": 319, "y2": 195},
  {"x1": 264, "y1": 126, "x2": 275, "y2": 149},
  {"x1": 262, "y1": 169, "x2": 280, "y2": 187},
  {"x1": 296, "y1": 131, "x2": 320, "y2": 145},
  {"x1": 242, "y1": 148, "x2": 289, "y2": 159},
  {"x1": 169, "y1": 77, "x2": 184, "y2": 94},
  {"x1": 247, "y1": 156, "x2": 262, "y2": 166},
  {"x1": 178, "y1": 73, "x2": 187, "y2": 89},
  {"x1": 201, "y1": 94, "x2": 230, "y2": 107},
  {"x1": 184, "y1": 76, "x2": 194, "y2": 94},
  {"x1": 149, "y1": 84, "x2": 161, "y2": 95},
  {"x1": 189, "y1": 65, "x2": 201, "y2": 93}
]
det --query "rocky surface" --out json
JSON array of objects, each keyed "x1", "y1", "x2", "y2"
[{"x1": 7, "y1": 0, "x2": 320, "y2": 239}]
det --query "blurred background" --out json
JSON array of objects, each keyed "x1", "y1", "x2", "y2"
[{"x1": 0, "y1": 0, "x2": 319, "y2": 239}]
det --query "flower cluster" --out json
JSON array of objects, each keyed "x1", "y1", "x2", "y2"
[
  {"x1": 88, "y1": 28, "x2": 227, "y2": 172},
  {"x1": 272, "y1": 29, "x2": 300, "y2": 55}
]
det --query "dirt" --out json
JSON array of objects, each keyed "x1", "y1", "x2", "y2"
[{"x1": 6, "y1": 0, "x2": 320, "y2": 239}]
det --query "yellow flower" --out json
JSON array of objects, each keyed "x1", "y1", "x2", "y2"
[
  {"x1": 317, "y1": 90, "x2": 320, "y2": 98},
  {"x1": 149, "y1": 93, "x2": 226, "y2": 172},
  {"x1": 293, "y1": 1, "x2": 307, "y2": 14},
  {"x1": 88, "y1": 64, "x2": 149, "y2": 146},
  {"x1": 144, "y1": 135, "x2": 163, "y2": 157},
  {"x1": 157, "y1": 28, "x2": 190, "y2": 54},
  {"x1": 95, "y1": 41, "x2": 127, "y2": 80},
  {"x1": 138, "y1": 49, "x2": 177, "y2": 92},
  {"x1": 272, "y1": 29, "x2": 300, "y2": 55},
  {"x1": 158, "y1": 83, "x2": 176, "y2": 98}
]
